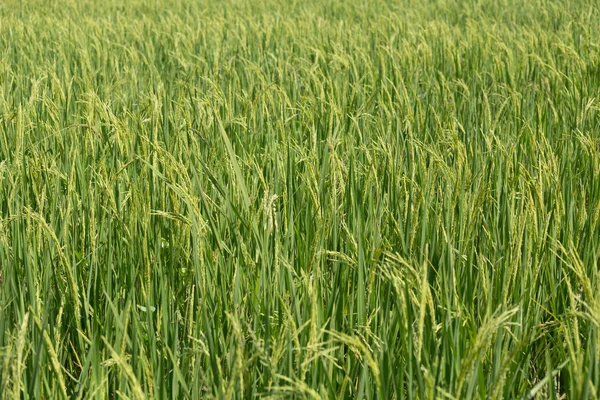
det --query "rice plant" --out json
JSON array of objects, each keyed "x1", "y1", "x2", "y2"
[{"x1": 0, "y1": 0, "x2": 599, "y2": 398}]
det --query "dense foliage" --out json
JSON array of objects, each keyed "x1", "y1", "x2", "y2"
[{"x1": 1, "y1": 0, "x2": 599, "y2": 398}]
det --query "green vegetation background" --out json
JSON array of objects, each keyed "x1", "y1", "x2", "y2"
[{"x1": 0, "y1": 0, "x2": 599, "y2": 398}]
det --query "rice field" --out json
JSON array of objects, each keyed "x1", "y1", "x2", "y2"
[{"x1": 0, "y1": 0, "x2": 599, "y2": 398}]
